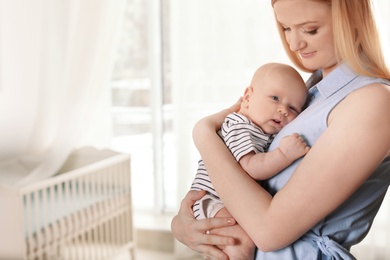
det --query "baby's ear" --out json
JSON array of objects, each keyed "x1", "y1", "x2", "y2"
[
  {"x1": 241, "y1": 86, "x2": 252, "y2": 108},
  {"x1": 243, "y1": 86, "x2": 253, "y2": 102},
  {"x1": 243, "y1": 86, "x2": 253, "y2": 98}
]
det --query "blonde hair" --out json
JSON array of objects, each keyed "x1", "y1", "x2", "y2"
[{"x1": 271, "y1": 0, "x2": 390, "y2": 80}]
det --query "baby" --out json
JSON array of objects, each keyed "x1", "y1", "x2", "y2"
[{"x1": 191, "y1": 62, "x2": 310, "y2": 259}]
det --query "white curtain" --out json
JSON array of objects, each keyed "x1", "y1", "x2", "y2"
[{"x1": 0, "y1": 0, "x2": 126, "y2": 187}]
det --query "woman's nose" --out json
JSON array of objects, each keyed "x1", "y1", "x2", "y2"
[{"x1": 288, "y1": 31, "x2": 305, "y2": 52}]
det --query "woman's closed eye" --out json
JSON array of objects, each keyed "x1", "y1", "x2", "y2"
[{"x1": 303, "y1": 28, "x2": 318, "y2": 35}]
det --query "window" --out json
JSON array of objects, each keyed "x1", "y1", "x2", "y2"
[{"x1": 110, "y1": 0, "x2": 174, "y2": 213}]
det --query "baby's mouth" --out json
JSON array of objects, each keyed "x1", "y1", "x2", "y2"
[{"x1": 271, "y1": 119, "x2": 284, "y2": 128}]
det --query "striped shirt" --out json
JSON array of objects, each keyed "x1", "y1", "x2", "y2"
[{"x1": 191, "y1": 113, "x2": 273, "y2": 198}]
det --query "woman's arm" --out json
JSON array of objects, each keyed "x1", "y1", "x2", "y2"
[{"x1": 193, "y1": 83, "x2": 390, "y2": 252}]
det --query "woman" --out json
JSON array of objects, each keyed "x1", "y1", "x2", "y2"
[{"x1": 171, "y1": 0, "x2": 390, "y2": 259}]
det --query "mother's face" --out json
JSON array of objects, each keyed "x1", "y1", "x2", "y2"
[{"x1": 273, "y1": 0, "x2": 338, "y2": 76}]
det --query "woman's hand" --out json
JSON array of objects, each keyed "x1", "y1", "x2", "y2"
[{"x1": 171, "y1": 190, "x2": 237, "y2": 259}]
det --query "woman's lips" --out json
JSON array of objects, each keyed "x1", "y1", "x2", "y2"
[{"x1": 299, "y1": 51, "x2": 316, "y2": 59}]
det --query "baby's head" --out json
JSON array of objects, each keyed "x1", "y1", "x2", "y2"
[{"x1": 240, "y1": 63, "x2": 307, "y2": 134}]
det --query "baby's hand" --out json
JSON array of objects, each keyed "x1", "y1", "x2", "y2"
[{"x1": 279, "y1": 133, "x2": 310, "y2": 162}]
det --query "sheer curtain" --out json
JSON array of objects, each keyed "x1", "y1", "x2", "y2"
[
  {"x1": 169, "y1": 0, "x2": 390, "y2": 257},
  {"x1": 0, "y1": 0, "x2": 126, "y2": 187}
]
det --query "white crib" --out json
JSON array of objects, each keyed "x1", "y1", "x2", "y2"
[{"x1": 0, "y1": 147, "x2": 135, "y2": 260}]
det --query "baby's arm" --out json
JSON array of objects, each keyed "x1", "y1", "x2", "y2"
[{"x1": 239, "y1": 133, "x2": 310, "y2": 180}]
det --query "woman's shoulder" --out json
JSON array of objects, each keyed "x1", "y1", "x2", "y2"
[
  {"x1": 327, "y1": 80, "x2": 389, "y2": 126},
  {"x1": 350, "y1": 81, "x2": 390, "y2": 101},
  {"x1": 330, "y1": 81, "x2": 390, "y2": 126}
]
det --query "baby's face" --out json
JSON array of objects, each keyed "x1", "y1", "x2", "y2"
[{"x1": 243, "y1": 72, "x2": 307, "y2": 135}]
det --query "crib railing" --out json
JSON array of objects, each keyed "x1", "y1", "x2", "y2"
[{"x1": 0, "y1": 148, "x2": 134, "y2": 260}]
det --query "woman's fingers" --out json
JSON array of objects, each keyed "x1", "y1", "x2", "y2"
[
  {"x1": 172, "y1": 214, "x2": 236, "y2": 258},
  {"x1": 198, "y1": 218, "x2": 237, "y2": 244},
  {"x1": 172, "y1": 190, "x2": 237, "y2": 258},
  {"x1": 198, "y1": 244, "x2": 229, "y2": 260},
  {"x1": 180, "y1": 190, "x2": 207, "y2": 210}
]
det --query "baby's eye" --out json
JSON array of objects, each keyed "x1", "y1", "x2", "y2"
[
  {"x1": 289, "y1": 106, "x2": 300, "y2": 114},
  {"x1": 271, "y1": 96, "x2": 279, "y2": 101}
]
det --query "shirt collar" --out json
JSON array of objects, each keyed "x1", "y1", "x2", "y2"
[{"x1": 310, "y1": 63, "x2": 359, "y2": 99}]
